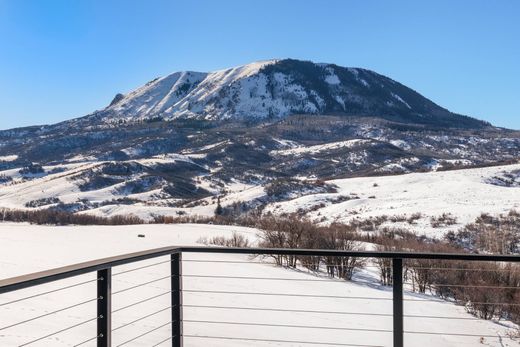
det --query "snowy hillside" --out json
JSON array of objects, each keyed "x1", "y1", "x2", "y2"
[
  {"x1": 264, "y1": 163, "x2": 520, "y2": 236},
  {"x1": 0, "y1": 223, "x2": 518, "y2": 346},
  {"x1": 1, "y1": 157, "x2": 520, "y2": 237}
]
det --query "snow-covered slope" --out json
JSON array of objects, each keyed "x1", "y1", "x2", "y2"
[
  {"x1": 0, "y1": 223, "x2": 517, "y2": 346},
  {"x1": 105, "y1": 60, "x2": 281, "y2": 121},
  {"x1": 264, "y1": 163, "x2": 520, "y2": 237},
  {"x1": 2, "y1": 156, "x2": 520, "y2": 238}
]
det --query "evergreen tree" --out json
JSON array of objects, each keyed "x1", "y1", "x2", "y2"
[{"x1": 215, "y1": 196, "x2": 223, "y2": 216}]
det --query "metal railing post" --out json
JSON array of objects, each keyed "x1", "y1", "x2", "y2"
[
  {"x1": 97, "y1": 268, "x2": 112, "y2": 347},
  {"x1": 393, "y1": 258, "x2": 403, "y2": 347},
  {"x1": 171, "y1": 253, "x2": 183, "y2": 347}
]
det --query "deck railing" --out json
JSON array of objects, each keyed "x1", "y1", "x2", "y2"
[{"x1": 0, "y1": 246, "x2": 519, "y2": 347}]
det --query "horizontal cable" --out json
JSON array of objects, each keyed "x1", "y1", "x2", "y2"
[
  {"x1": 405, "y1": 266, "x2": 520, "y2": 272},
  {"x1": 113, "y1": 291, "x2": 171, "y2": 313},
  {"x1": 183, "y1": 259, "x2": 269, "y2": 265},
  {"x1": 112, "y1": 306, "x2": 171, "y2": 332},
  {"x1": 117, "y1": 259, "x2": 520, "y2": 273},
  {"x1": 183, "y1": 259, "x2": 386, "y2": 268},
  {"x1": 404, "y1": 314, "x2": 482, "y2": 321},
  {"x1": 183, "y1": 301, "x2": 502, "y2": 322},
  {"x1": 187, "y1": 314, "x2": 511, "y2": 336},
  {"x1": 152, "y1": 335, "x2": 174, "y2": 347},
  {"x1": 404, "y1": 298, "x2": 520, "y2": 306},
  {"x1": 112, "y1": 275, "x2": 172, "y2": 295},
  {"x1": 182, "y1": 289, "x2": 392, "y2": 301},
  {"x1": 462, "y1": 301, "x2": 520, "y2": 307},
  {"x1": 19, "y1": 316, "x2": 99, "y2": 346},
  {"x1": 113, "y1": 260, "x2": 171, "y2": 277},
  {"x1": 0, "y1": 297, "x2": 98, "y2": 331},
  {"x1": 116, "y1": 320, "x2": 172, "y2": 347},
  {"x1": 403, "y1": 298, "x2": 445, "y2": 303},
  {"x1": 183, "y1": 304, "x2": 392, "y2": 317},
  {"x1": 183, "y1": 319, "x2": 392, "y2": 333},
  {"x1": 405, "y1": 330, "x2": 511, "y2": 338},
  {"x1": 182, "y1": 274, "x2": 344, "y2": 282},
  {"x1": 74, "y1": 334, "x2": 100, "y2": 347},
  {"x1": 405, "y1": 282, "x2": 520, "y2": 290},
  {"x1": 183, "y1": 334, "x2": 384, "y2": 347},
  {"x1": 0, "y1": 278, "x2": 99, "y2": 307}
]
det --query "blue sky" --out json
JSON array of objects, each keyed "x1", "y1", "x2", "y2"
[{"x1": 0, "y1": 0, "x2": 519, "y2": 130}]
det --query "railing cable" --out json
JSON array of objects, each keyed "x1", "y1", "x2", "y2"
[
  {"x1": 183, "y1": 319, "x2": 392, "y2": 333},
  {"x1": 113, "y1": 291, "x2": 171, "y2": 313},
  {"x1": 19, "y1": 316, "x2": 99, "y2": 346},
  {"x1": 0, "y1": 297, "x2": 98, "y2": 331},
  {"x1": 404, "y1": 298, "x2": 520, "y2": 306},
  {"x1": 0, "y1": 278, "x2": 99, "y2": 307},
  {"x1": 74, "y1": 334, "x2": 101, "y2": 347},
  {"x1": 112, "y1": 275, "x2": 171, "y2": 295},
  {"x1": 182, "y1": 288, "x2": 393, "y2": 300},
  {"x1": 404, "y1": 282, "x2": 520, "y2": 290},
  {"x1": 183, "y1": 304, "x2": 393, "y2": 317},
  {"x1": 112, "y1": 260, "x2": 171, "y2": 277},
  {"x1": 405, "y1": 330, "x2": 508, "y2": 338},
  {"x1": 151, "y1": 335, "x2": 174, "y2": 347},
  {"x1": 116, "y1": 320, "x2": 172, "y2": 347},
  {"x1": 183, "y1": 334, "x2": 384, "y2": 347},
  {"x1": 183, "y1": 274, "x2": 349, "y2": 282},
  {"x1": 112, "y1": 306, "x2": 171, "y2": 332}
]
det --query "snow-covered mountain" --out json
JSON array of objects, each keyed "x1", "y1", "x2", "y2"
[
  {"x1": 91, "y1": 59, "x2": 486, "y2": 128},
  {"x1": 1, "y1": 59, "x2": 519, "y2": 219}
]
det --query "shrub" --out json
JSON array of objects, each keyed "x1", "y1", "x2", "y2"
[
  {"x1": 19, "y1": 163, "x2": 44, "y2": 175},
  {"x1": 430, "y1": 213, "x2": 458, "y2": 228},
  {"x1": 0, "y1": 208, "x2": 144, "y2": 225},
  {"x1": 198, "y1": 232, "x2": 250, "y2": 248},
  {"x1": 447, "y1": 210, "x2": 520, "y2": 254},
  {"x1": 25, "y1": 197, "x2": 62, "y2": 208}
]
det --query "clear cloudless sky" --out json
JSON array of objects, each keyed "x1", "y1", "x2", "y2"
[{"x1": 0, "y1": 0, "x2": 519, "y2": 130}]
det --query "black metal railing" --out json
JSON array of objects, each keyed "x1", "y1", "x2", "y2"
[{"x1": 0, "y1": 246, "x2": 519, "y2": 347}]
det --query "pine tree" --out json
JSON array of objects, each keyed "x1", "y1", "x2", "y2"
[{"x1": 215, "y1": 196, "x2": 223, "y2": 216}]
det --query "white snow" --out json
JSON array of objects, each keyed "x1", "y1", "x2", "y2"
[
  {"x1": 0, "y1": 223, "x2": 517, "y2": 346},
  {"x1": 0, "y1": 155, "x2": 18, "y2": 162},
  {"x1": 106, "y1": 60, "x2": 283, "y2": 121},
  {"x1": 360, "y1": 78, "x2": 370, "y2": 87},
  {"x1": 325, "y1": 74, "x2": 340, "y2": 84},
  {"x1": 391, "y1": 93, "x2": 411, "y2": 109},
  {"x1": 264, "y1": 164, "x2": 520, "y2": 237},
  {"x1": 271, "y1": 139, "x2": 373, "y2": 156},
  {"x1": 181, "y1": 140, "x2": 230, "y2": 154},
  {"x1": 389, "y1": 140, "x2": 411, "y2": 150},
  {"x1": 272, "y1": 138, "x2": 300, "y2": 149}
]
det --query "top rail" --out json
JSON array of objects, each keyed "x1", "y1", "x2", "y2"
[
  {"x1": 180, "y1": 246, "x2": 520, "y2": 261},
  {"x1": 1, "y1": 246, "x2": 519, "y2": 294},
  {"x1": 0, "y1": 246, "x2": 180, "y2": 294}
]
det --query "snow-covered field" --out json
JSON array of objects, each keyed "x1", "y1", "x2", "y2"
[{"x1": 0, "y1": 223, "x2": 518, "y2": 346}]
